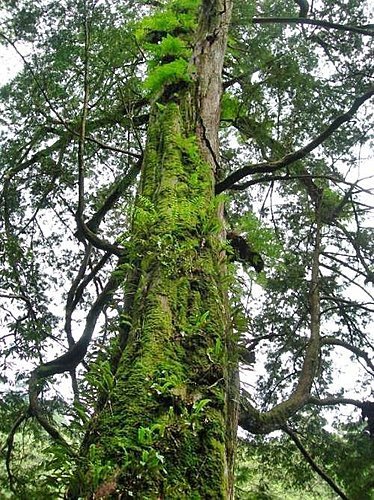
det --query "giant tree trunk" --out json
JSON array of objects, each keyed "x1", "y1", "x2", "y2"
[{"x1": 68, "y1": 1, "x2": 236, "y2": 497}]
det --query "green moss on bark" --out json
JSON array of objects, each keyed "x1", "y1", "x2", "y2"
[{"x1": 69, "y1": 98, "x2": 234, "y2": 499}]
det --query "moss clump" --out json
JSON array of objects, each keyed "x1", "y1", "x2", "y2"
[
  {"x1": 149, "y1": 34, "x2": 190, "y2": 63},
  {"x1": 144, "y1": 58, "x2": 191, "y2": 94},
  {"x1": 136, "y1": 0, "x2": 199, "y2": 96}
]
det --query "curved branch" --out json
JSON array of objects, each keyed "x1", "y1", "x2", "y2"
[
  {"x1": 216, "y1": 88, "x2": 374, "y2": 193},
  {"x1": 240, "y1": 212, "x2": 322, "y2": 434},
  {"x1": 252, "y1": 17, "x2": 374, "y2": 37},
  {"x1": 31, "y1": 262, "x2": 124, "y2": 381},
  {"x1": 75, "y1": 218, "x2": 125, "y2": 256},
  {"x1": 228, "y1": 173, "x2": 371, "y2": 191},
  {"x1": 64, "y1": 245, "x2": 93, "y2": 347},
  {"x1": 27, "y1": 257, "x2": 125, "y2": 445},
  {"x1": 282, "y1": 425, "x2": 349, "y2": 499},
  {"x1": 4, "y1": 411, "x2": 29, "y2": 494},
  {"x1": 309, "y1": 397, "x2": 374, "y2": 437},
  {"x1": 321, "y1": 336, "x2": 374, "y2": 372},
  {"x1": 70, "y1": 253, "x2": 112, "y2": 313},
  {"x1": 27, "y1": 378, "x2": 74, "y2": 451}
]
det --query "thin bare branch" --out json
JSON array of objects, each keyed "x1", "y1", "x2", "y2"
[
  {"x1": 0, "y1": 136, "x2": 70, "y2": 203},
  {"x1": 282, "y1": 425, "x2": 349, "y2": 499},
  {"x1": 73, "y1": 11, "x2": 125, "y2": 257},
  {"x1": 86, "y1": 158, "x2": 142, "y2": 233},
  {"x1": 64, "y1": 246, "x2": 92, "y2": 347},
  {"x1": 228, "y1": 173, "x2": 374, "y2": 192},
  {"x1": 84, "y1": 134, "x2": 142, "y2": 157},
  {"x1": 335, "y1": 221, "x2": 374, "y2": 285}
]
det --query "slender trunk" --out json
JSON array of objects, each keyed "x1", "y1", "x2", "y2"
[{"x1": 68, "y1": 1, "x2": 236, "y2": 497}]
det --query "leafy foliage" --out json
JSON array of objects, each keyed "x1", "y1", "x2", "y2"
[{"x1": 0, "y1": 0, "x2": 373, "y2": 497}]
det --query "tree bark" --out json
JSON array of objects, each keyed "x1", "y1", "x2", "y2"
[{"x1": 67, "y1": 1, "x2": 235, "y2": 498}]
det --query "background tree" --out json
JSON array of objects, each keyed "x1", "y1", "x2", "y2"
[{"x1": 0, "y1": 0, "x2": 373, "y2": 498}]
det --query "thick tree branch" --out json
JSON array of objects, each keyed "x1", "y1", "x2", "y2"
[
  {"x1": 216, "y1": 88, "x2": 374, "y2": 193},
  {"x1": 75, "y1": 218, "x2": 125, "y2": 256},
  {"x1": 31, "y1": 260, "x2": 124, "y2": 378},
  {"x1": 252, "y1": 17, "x2": 374, "y2": 37},
  {"x1": 240, "y1": 210, "x2": 322, "y2": 434}
]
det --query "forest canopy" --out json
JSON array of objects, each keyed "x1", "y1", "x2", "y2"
[{"x1": 0, "y1": 0, "x2": 373, "y2": 498}]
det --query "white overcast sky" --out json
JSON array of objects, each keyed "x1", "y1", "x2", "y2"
[{"x1": 0, "y1": 34, "x2": 372, "y2": 419}]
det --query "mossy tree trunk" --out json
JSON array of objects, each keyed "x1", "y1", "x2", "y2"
[{"x1": 68, "y1": 1, "x2": 236, "y2": 498}]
